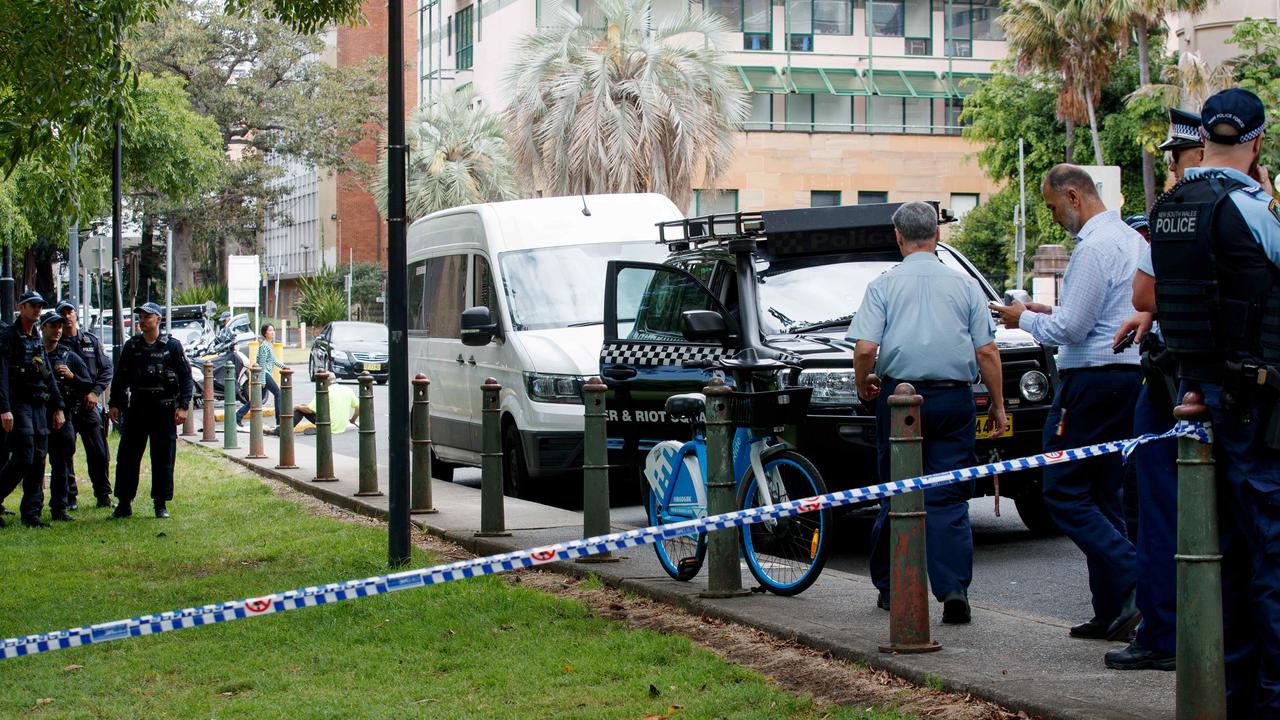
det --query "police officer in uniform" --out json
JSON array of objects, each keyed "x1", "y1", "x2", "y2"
[
  {"x1": 37, "y1": 311, "x2": 92, "y2": 522},
  {"x1": 56, "y1": 300, "x2": 113, "y2": 508},
  {"x1": 109, "y1": 302, "x2": 192, "y2": 519},
  {"x1": 1148, "y1": 88, "x2": 1280, "y2": 716},
  {"x1": 849, "y1": 201, "x2": 1007, "y2": 624},
  {"x1": 1163, "y1": 107, "x2": 1206, "y2": 183},
  {"x1": 0, "y1": 291, "x2": 65, "y2": 528}
]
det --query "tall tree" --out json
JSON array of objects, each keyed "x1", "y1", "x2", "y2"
[{"x1": 504, "y1": 0, "x2": 747, "y2": 210}]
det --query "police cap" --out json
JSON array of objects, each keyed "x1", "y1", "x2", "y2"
[
  {"x1": 17, "y1": 291, "x2": 45, "y2": 307},
  {"x1": 219, "y1": 311, "x2": 231, "y2": 321},
  {"x1": 39, "y1": 311, "x2": 64, "y2": 328},
  {"x1": 135, "y1": 302, "x2": 163, "y2": 317},
  {"x1": 1201, "y1": 88, "x2": 1267, "y2": 145},
  {"x1": 55, "y1": 300, "x2": 76, "y2": 315},
  {"x1": 1124, "y1": 215, "x2": 1150, "y2": 232},
  {"x1": 1159, "y1": 107, "x2": 1204, "y2": 151}
]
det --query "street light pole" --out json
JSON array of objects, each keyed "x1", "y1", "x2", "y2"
[
  {"x1": 387, "y1": 0, "x2": 411, "y2": 567},
  {"x1": 112, "y1": 119, "x2": 124, "y2": 366}
]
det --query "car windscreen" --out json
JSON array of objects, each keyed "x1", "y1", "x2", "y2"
[
  {"x1": 333, "y1": 324, "x2": 387, "y2": 344},
  {"x1": 500, "y1": 241, "x2": 668, "y2": 331},
  {"x1": 170, "y1": 319, "x2": 205, "y2": 345},
  {"x1": 755, "y1": 247, "x2": 988, "y2": 335}
]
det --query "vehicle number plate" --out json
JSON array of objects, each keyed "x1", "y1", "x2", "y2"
[
  {"x1": 364, "y1": 363, "x2": 382, "y2": 372},
  {"x1": 976, "y1": 413, "x2": 1013, "y2": 439}
]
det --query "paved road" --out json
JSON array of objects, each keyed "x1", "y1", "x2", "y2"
[{"x1": 282, "y1": 364, "x2": 1093, "y2": 626}]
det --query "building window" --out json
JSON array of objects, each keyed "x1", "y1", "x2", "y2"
[
  {"x1": 447, "y1": 15, "x2": 452, "y2": 55},
  {"x1": 869, "y1": 96, "x2": 903, "y2": 133},
  {"x1": 811, "y1": 191, "x2": 841, "y2": 207},
  {"x1": 869, "y1": 0, "x2": 902, "y2": 36},
  {"x1": 858, "y1": 191, "x2": 888, "y2": 204},
  {"x1": 694, "y1": 189, "x2": 739, "y2": 216},
  {"x1": 705, "y1": 0, "x2": 743, "y2": 26},
  {"x1": 456, "y1": 6, "x2": 474, "y2": 70},
  {"x1": 705, "y1": 0, "x2": 772, "y2": 49},
  {"x1": 947, "y1": 0, "x2": 1002, "y2": 55},
  {"x1": 813, "y1": 94, "x2": 852, "y2": 132},
  {"x1": 904, "y1": 0, "x2": 931, "y2": 48},
  {"x1": 814, "y1": 0, "x2": 851, "y2": 34},
  {"x1": 785, "y1": 94, "x2": 813, "y2": 132},
  {"x1": 945, "y1": 98, "x2": 965, "y2": 135},
  {"x1": 950, "y1": 193, "x2": 980, "y2": 219},
  {"x1": 787, "y1": 0, "x2": 813, "y2": 51},
  {"x1": 904, "y1": 97, "x2": 931, "y2": 135},
  {"x1": 745, "y1": 93, "x2": 773, "y2": 131}
]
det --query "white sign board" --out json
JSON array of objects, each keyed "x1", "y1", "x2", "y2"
[
  {"x1": 227, "y1": 255, "x2": 261, "y2": 308},
  {"x1": 1032, "y1": 276, "x2": 1058, "y2": 307},
  {"x1": 1078, "y1": 165, "x2": 1124, "y2": 212}
]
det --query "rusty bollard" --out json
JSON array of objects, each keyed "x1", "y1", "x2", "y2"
[
  {"x1": 201, "y1": 361, "x2": 216, "y2": 442},
  {"x1": 275, "y1": 367, "x2": 298, "y2": 469},
  {"x1": 354, "y1": 372, "x2": 382, "y2": 497},
  {"x1": 879, "y1": 383, "x2": 941, "y2": 654},
  {"x1": 699, "y1": 375, "x2": 748, "y2": 598},
  {"x1": 246, "y1": 365, "x2": 267, "y2": 459},
  {"x1": 411, "y1": 374, "x2": 437, "y2": 514},
  {"x1": 578, "y1": 376, "x2": 619, "y2": 563},
  {"x1": 312, "y1": 371, "x2": 337, "y2": 482},
  {"x1": 475, "y1": 377, "x2": 510, "y2": 537}
]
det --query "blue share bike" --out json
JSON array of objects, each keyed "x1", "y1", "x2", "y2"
[{"x1": 642, "y1": 349, "x2": 833, "y2": 596}]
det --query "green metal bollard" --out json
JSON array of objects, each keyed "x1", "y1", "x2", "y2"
[
  {"x1": 1174, "y1": 391, "x2": 1225, "y2": 720},
  {"x1": 699, "y1": 375, "x2": 748, "y2": 598},
  {"x1": 578, "y1": 377, "x2": 620, "y2": 563},
  {"x1": 355, "y1": 372, "x2": 382, "y2": 497},
  {"x1": 201, "y1": 361, "x2": 216, "y2": 442},
  {"x1": 312, "y1": 371, "x2": 337, "y2": 482},
  {"x1": 275, "y1": 367, "x2": 298, "y2": 470},
  {"x1": 879, "y1": 382, "x2": 941, "y2": 654},
  {"x1": 223, "y1": 362, "x2": 238, "y2": 450},
  {"x1": 411, "y1": 374, "x2": 437, "y2": 514},
  {"x1": 247, "y1": 365, "x2": 267, "y2": 459},
  {"x1": 476, "y1": 377, "x2": 510, "y2": 537}
]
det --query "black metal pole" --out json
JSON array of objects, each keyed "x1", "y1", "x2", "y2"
[
  {"x1": 386, "y1": 0, "x2": 411, "y2": 567},
  {"x1": 112, "y1": 119, "x2": 124, "y2": 366},
  {"x1": 0, "y1": 240, "x2": 12, "y2": 321}
]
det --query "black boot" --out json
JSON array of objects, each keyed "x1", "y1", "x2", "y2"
[
  {"x1": 154, "y1": 503, "x2": 170, "y2": 519},
  {"x1": 110, "y1": 503, "x2": 133, "y2": 519},
  {"x1": 1104, "y1": 641, "x2": 1175, "y2": 671}
]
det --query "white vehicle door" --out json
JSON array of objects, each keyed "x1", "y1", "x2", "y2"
[{"x1": 410, "y1": 253, "x2": 473, "y2": 460}]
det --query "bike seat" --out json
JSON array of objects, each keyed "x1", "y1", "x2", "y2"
[{"x1": 665, "y1": 393, "x2": 706, "y2": 420}]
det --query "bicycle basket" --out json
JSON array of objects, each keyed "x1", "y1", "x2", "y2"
[{"x1": 726, "y1": 387, "x2": 812, "y2": 428}]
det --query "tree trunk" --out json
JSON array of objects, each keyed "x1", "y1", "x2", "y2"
[
  {"x1": 1084, "y1": 85, "x2": 1104, "y2": 166},
  {"x1": 172, "y1": 217, "x2": 195, "y2": 291},
  {"x1": 1137, "y1": 19, "x2": 1157, "y2": 211},
  {"x1": 1065, "y1": 117, "x2": 1075, "y2": 164}
]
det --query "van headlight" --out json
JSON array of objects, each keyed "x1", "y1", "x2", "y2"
[
  {"x1": 1019, "y1": 370, "x2": 1049, "y2": 402},
  {"x1": 792, "y1": 369, "x2": 857, "y2": 405},
  {"x1": 524, "y1": 373, "x2": 585, "y2": 404}
]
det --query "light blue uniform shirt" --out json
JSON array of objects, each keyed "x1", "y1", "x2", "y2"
[{"x1": 846, "y1": 252, "x2": 995, "y2": 382}]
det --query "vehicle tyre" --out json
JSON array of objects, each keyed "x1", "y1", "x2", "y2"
[
  {"x1": 737, "y1": 448, "x2": 832, "y2": 596},
  {"x1": 307, "y1": 356, "x2": 316, "y2": 379},
  {"x1": 376, "y1": 377, "x2": 387, "y2": 385},
  {"x1": 1013, "y1": 484, "x2": 1062, "y2": 536},
  {"x1": 648, "y1": 483, "x2": 706, "y2": 581},
  {"x1": 502, "y1": 423, "x2": 533, "y2": 498},
  {"x1": 430, "y1": 451, "x2": 455, "y2": 483}
]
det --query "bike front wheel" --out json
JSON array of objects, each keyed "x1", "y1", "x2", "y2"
[
  {"x1": 737, "y1": 449, "x2": 832, "y2": 596},
  {"x1": 648, "y1": 484, "x2": 706, "y2": 582}
]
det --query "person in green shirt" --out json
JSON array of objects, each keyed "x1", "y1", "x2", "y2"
[{"x1": 236, "y1": 324, "x2": 284, "y2": 429}]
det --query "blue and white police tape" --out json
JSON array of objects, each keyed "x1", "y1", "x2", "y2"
[{"x1": 0, "y1": 420, "x2": 1209, "y2": 661}]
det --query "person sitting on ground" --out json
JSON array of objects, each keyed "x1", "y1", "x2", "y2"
[{"x1": 268, "y1": 371, "x2": 359, "y2": 436}]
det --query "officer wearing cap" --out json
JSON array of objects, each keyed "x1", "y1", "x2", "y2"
[
  {"x1": 36, "y1": 311, "x2": 92, "y2": 522},
  {"x1": 55, "y1": 299, "x2": 113, "y2": 509},
  {"x1": 1148, "y1": 88, "x2": 1280, "y2": 715},
  {"x1": 1161, "y1": 107, "x2": 1206, "y2": 183},
  {"x1": 849, "y1": 201, "x2": 1007, "y2": 625},
  {"x1": 108, "y1": 302, "x2": 192, "y2": 519},
  {"x1": 0, "y1": 291, "x2": 65, "y2": 528}
]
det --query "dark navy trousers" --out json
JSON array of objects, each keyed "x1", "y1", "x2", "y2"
[
  {"x1": 870, "y1": 383, "x2": 976, "y2": 601},
  {"x1": 1132, "y1": 381, "x2": 1177, "y2": 655},
  {"x1": 1041, "y1": 368, "x2": 1140, "y2": 620},
  {"x1": 0, "y1": 402, "x2": 50, "y2": 522}
]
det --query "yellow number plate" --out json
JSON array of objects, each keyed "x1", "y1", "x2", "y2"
[
  {"x1": 976, "y1": 413, "x2": 1013, "y2": 438},
  {"x1": 364, "y1": 363, "x2": 382, "y2": 372}
]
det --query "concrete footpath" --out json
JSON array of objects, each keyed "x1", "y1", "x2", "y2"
[{"x1": 183, "y1": 431, "x2": 1175, "y2": 720}]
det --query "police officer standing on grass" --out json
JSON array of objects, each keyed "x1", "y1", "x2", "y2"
[
  {"x1": 849, "y1": 201, "x2": 1007, "y2": 625},
  {"x1": 109, "y1": 302, "x2": 192, "y2": 519},
  {"x1": 37, "y1": 311, "x2": 92, "y2": 523},
  {"x1": 1148, "y1": 88, "x2": 1280, "y2": 718},
  {"x1": 56, "y1": 300, "x2": 113, "y2": 509},
  {"x1": 990, "y1": 165, "x2": 1145, "y2": 643},
  {"x1": 0, "y1": 291, "x2": 65, "y2": 528}
]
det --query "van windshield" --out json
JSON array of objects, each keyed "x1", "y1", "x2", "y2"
[{"x1": 501, "y1": 241, "x2": 667, "y2": 331}]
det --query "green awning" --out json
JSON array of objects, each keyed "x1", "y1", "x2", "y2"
[
  {"x1": 946, "y1": 72, "x2": 990, "y2": 98},
  {"x1": 865, "y1": 69, "x2": 915, "y2": 97},
  {"x1": 902, "y1": 71, "x2": 952, "y2": 98},
  {"x1": 786, "y1": 67, "x2": 831, "y2": 94},
  {"x1": 820, "y1": 68, "x2": 869, "y2": 96},
  {"x1": 736, "y1": 66, "x2": 789, "y2": 94}
]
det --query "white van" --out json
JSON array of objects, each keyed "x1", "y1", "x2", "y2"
[{"x1": 407, "y1": 193, "x2": 682, "y2": 496}]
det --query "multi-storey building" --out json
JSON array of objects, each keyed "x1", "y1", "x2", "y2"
[{"x1": 416, "y1": 0, "x2": 1006, "y2": 218}]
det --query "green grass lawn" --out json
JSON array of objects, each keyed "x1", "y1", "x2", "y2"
[{"x1": 0, "y1": 444, "x2": 908, "y2": 719}]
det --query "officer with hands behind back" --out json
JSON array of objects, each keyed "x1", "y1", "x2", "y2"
[
  {"x1": 1148, "y1": 88, "x2": 1280, "y2": 719},
  {"x1": 0, "y1": 291, "x2": 65, "y2": 528},
  {"x1": 37, "y1": 311, "x2": 92, "y2": 523},
  {"x1": 55, "y1": 300, "x2": 113, "y2": 509},
  {"x1": 109, "y1": 302, "x2": 192, "y2": 519}
]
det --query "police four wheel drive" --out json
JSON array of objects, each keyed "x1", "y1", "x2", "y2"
[{"x1": 599, "y1": 203, "x2": 1060, "y2": 532}]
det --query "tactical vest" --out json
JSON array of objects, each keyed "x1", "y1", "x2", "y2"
[
  {"x1": 6, "y1": 324, "x2": 52, "y2": 403},
  {"x1": 124, "y1": 336, "x2": 179, "y2": 406},
  {"x1": 61, "y1": 331, "x2": 102, "y2": 380},
  {"x1": 1149, "y1": 171, "x2": 1280, "y2": 382},
  {"x1": 46, "y1": 345, "x2": 82, "y2": 410}
]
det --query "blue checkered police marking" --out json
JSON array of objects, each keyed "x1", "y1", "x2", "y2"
[{"x1": 0, "y1": 420, "x2": 1209, "y2": 661}]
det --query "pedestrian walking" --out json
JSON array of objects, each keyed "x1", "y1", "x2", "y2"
[
  {"x1": 108, "y1": 302, "x2": 192, "y2": 519},
  {"x1": 990, "y1": 164, "x2": 1144, "y2": 642},
  {"x1": 848, "y1": 200, "x2": 1007, "y2": 625},
  {"x1": 36, "y1": 311, "x2": 92, "y2": 523},
  {"x1": 0, "y1": 291, "x2": 65, "y2": 528},
  {"x1": 55, "y1": 300, "x2": 113, "y2": 509},
  {"x1": 235, "y1": 324, "x2": 282, "y2": 430},
  {"x1": 1148, "y1": 88, "x2": 1280, "y2": 717}
]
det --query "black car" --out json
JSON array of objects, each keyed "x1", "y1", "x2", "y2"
[
  {"x1": 309, "y1": 321, "x2": 389, "y2": 383},
  {"x1": 599, "y1": 203, "x2": 1060, "y2": 534}
]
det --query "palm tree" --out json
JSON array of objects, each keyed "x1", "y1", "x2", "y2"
[
  {"x1": 1001, "y1": 0, "x2": 1127, "y2": 166},
  {"x1": 1128, "y1": 50, "x2": 1233, "y2": 112},
  {"x1": 371, "y1": 86, "x2": 520, "y2": 222},
  {"x1": 504, "y1": 0, "x2": 748, "y2": 211}
]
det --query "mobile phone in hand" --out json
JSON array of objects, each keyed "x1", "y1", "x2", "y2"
[{"x1": 1112, "y1": 329, "x2": 1137, "y2": 354}]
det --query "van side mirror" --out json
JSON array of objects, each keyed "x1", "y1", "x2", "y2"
[
  {"x1": 681, "y1": 310, "x2": 728, "y2": 343},
  {"x1": 461, "y1": 306, "x2": 501, "y2": 346}
]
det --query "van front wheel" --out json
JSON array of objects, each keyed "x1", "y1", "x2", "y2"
[{"x1": 503, "y1": 424, "x2": 532, "y2": 499}]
